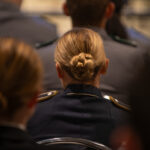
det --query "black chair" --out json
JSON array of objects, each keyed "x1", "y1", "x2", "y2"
[{"x1": 37, "y1": 137, "x2": 112, "y2": 150}]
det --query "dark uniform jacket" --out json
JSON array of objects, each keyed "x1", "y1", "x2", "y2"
[
  {"x1": 27, "y1": 84, "x2": 129, "y2": 146},
  {"x1": 37, "y1": 28, "x2": 146, "y2": 104},
  {"x1": 0, "y1": 1, "x2": 57, "y2": 46},
  {"x1": 0, "y1": 125, "x2": 55, "y2": 150}
]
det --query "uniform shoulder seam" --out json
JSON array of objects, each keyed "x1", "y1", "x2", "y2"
[
  {"x1": 110, "y1": 35, "x2": 137, "y2": 48},
  {"x1": 104, "y1": 95, "x2": 131, "y2": 111},
  {"x1": 35, "y1": 38, "x2": 57, "y2": 49},
  {"x1": 38, "y1": 90, "x2": 58, "y2": 103}
]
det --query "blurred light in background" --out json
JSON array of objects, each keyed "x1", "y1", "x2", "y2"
[{"x1": 22, "y1": 0, "x2": 65, "y2": 14}]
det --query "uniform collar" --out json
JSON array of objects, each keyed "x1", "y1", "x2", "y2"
[
  {"x1": 64, "y1": 84, "x2": 103, "y2": 99},
  {"x1": 0, "y1": 121, "x2": 26, "y2": 131},
  {"x1": 88, "y1": 27, "x2": 113, "y2": 41}
]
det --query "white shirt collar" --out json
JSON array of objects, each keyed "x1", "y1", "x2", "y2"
[{"x1": 0, "y1": 121, "x2": 26, "y2": 131}]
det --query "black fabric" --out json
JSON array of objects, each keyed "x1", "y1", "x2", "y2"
[
  {"x1": 0, "y1": 126, "x2": 55, "y2": 150},
  {"x1": 27, "y1": 84, "x2": 129, "y2": 146}
]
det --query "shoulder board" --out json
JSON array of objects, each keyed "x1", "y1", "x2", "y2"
[
  {"x1": 35, "y1": 38, "x2": 58, "y2": 49},
  {"x1": 110, "y1": 35, "x2": 137, "y2": 48},
  {"x1": 38, "y1": 90, "x2": 58, "y2": 103},
  {"x1": 103, "y1": 95, "x2": 131, "y2": 111}
]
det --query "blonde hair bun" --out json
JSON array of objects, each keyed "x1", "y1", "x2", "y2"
[
  {"x1": 70, "y1": 52, "x2": 95, "y2": 81},
  {"x1": 55, "y1": 28, "x2": 107, "y2": 82}
]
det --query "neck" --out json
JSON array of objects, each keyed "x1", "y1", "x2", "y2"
[
  {"x1": 0, "y1": 121, "x2": 26, "y2": 130},
  {"x1": 0, "y1": 115, "x2": 27, "y2": 129},
  {"x1": 0, "y1": 105, "x2": 33, "y2": 130},
  {"x1": 61, "y1": 72, "x2": 101, "y2": 89},
  {"x1": 65, "y1": 81, "x2": 100, "y2": 89},
  {"x1": 72, "y1": 18, "x2": 107, "y2": 29}
]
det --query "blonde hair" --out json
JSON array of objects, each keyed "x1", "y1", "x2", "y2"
[
  {"x1": 0, "y1": 38, "x2": 43, "y2": 118},
  {"x1": 55, "y1": 28, "x2": 107, "y2": 81}
]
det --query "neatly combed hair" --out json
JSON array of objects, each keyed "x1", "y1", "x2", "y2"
[
  {"x1": 66, "y1": 0, "x2": 110, "y2": 26},
  {"x1": 0, "y1": 38, "x2": 43, "y2": 118},
  {"x1": 55, "y1": 28, "x2": 107, "y2": 82}
]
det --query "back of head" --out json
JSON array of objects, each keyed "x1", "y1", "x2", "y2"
[
  {"x1": 66, "y1": 0, "x2": 110, "y2": 26},
  {"x1": 55, "y1": 28, "x2": 107, "y2": 82},
  {"x1": 0, "y1": 38, "x2": 43, "y2": 120}
]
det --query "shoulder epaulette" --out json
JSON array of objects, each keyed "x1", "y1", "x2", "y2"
[
  {"x1": 103, "y1": 95, "x2": 131, "y2": 111},
  {"x1": 110, "y1": 35, "x2": 137, "y2": 48},
  {"x1": 38, "y1": 90, "x2": 58, "y2": 103},
  {"x1": 35, "y1": 38, "x2": 58, "y2": 49}
]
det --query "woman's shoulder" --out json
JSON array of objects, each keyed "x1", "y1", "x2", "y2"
[
  {"x1": 37, "y1": 90, "x2": 59, "y2": 103},
  {"x1": 103, "y1": 95, "x2": 131, "y2": 112}
]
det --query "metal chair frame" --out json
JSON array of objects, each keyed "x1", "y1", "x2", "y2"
[{"x1": 37, "y1": 137, "x2": 112, "y2": 150}]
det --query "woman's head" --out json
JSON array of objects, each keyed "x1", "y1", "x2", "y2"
[
  {"x1": 55, "y1": 28, "x2": 108, "y2": 86},
  {"x1": 0, "y1": 38, "x2": 43, "y2": 120}
]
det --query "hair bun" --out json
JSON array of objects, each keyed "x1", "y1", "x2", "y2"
[
  {"x1": 70, "y1": 52, "x2": 95, "y2": 81},
  {"x1": 0, "y1": 92, "x2": 7, "y2": 111}
]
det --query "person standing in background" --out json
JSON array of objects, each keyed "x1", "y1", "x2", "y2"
[{"x1": 106, "y1": 0, "x2": 150, "y2": 45}]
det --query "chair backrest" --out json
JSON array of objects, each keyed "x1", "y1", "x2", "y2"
[{"x1": 37, "y1": 137, "x2": 112, "y2": 150}]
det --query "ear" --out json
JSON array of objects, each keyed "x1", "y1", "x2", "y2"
[
  {"x1": 100, "y1": 58, "x2": 109, "y2": 74},
  {"x1": 105, "y1": 2, "x2": 115, "y2": 19},
  {"x1": 56, "y1": 63, "x2": 64, "y2": 79},
  {"x1": 27, "y1": 92, "x2": 39, "y2": 109},
  {"x1": 62, "y1": 2, "x2": 70, "y2": 16}
]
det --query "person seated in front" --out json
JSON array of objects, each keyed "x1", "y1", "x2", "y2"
[
  {"x1": 110, "y1": 53, "x2": 150, "y2": 150},
  {"x1": 0, "y1": 37, "x2": 55, "y2": 150},
  {"x1": 27, "y1": 28, "x2": 129, "y2": 146}
]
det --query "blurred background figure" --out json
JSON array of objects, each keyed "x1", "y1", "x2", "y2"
[
  {"x1": 21, "y1": 0, "x2": 150, "y2": 38},
  {"x1": 127, "y1": 54, "x2": 150, "y2": 150},
  {"x1": 0, "y1": 38, "x2": 51, "y2": 150},
  {"x1": 106, "y1": 0, "x2": 150, "y2": 45},
  {"x1": 110, "y1": 52, "x2": 150, "y2": 150},
  {"x1": 0, "y1": 0, "x2": 58, "y2": 46},
  {"x1": 106, "y1": 0, "x2": 129, "y2": 39}
]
